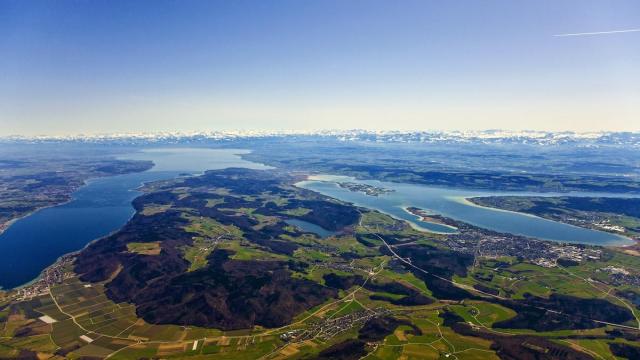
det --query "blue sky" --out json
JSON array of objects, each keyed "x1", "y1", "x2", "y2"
[{"x1": 1, "y1": 0, "x2": 638, "y2": 135}]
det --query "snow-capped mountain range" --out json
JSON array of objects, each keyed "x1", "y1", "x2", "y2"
[{"x1": 2, "y1": 130, "x2": 640, "y2": 147}]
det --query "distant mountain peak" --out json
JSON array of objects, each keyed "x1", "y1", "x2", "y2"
[{"x1": 2, "y1": 129, "x2": 639, "y2": 147}]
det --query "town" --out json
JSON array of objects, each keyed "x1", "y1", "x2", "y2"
[
  {"x1": 432, "y1": 215, "x2": 603, "y2": 267},
  {"x1": 10, "y1": 254, "x2": 75, "y2": 301}
]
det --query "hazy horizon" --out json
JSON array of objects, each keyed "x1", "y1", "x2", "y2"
[
  {"x1": 1, "y1": 1, "x2": 639, "y2": 136},
  {"x1": 4, "y1": 128, "x2": 640, "y2": 140}
]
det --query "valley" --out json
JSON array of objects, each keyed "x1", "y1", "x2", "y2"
[{"x1": 2, "y1": 166, "x2": 640, "y2": 359}]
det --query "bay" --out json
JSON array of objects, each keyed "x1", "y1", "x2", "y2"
[
  {"x1": 0, "y1": 148, "x2": 269, "y2": 289},
  {"x1": 296, "y1": 175, "x2": 634, "y2": 247}
]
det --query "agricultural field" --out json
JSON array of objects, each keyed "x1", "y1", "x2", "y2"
[{"x1": 2, "y1": 168, "x2": 640, "y2": 359}]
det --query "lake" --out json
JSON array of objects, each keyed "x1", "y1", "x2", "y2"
[
  {"x1": 1, "y1": 149, "x2": 634, "y2": 289},
  {"x1": 296, "y1": 175, "x2": 633, "y2": 247},
  {"x1": 0, "y1": 148, "x2": 269, "y2": 289},
  {"x1": 285, "y1": 219, "x2": 336, "y2": 239}
]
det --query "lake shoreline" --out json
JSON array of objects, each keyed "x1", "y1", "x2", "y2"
[
  {"x1": 297, "y1": 174, "x2": 634, "y2": 247},
  {"x1": 0, "y1": 160, "x2": 154, "y2": 236},
  {"x1": 465, "y1": 195, "x2": 639, "y2": 249},
  {"x1": 3, "y1": 150, "x2": 636, "y2": 290},
  {"x1": 0, "y1": 148, "x2": 270, "y2": 290}
]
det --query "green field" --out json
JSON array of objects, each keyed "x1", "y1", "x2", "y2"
[{"x1": 3, "y1": 169, "x2": 640, "y2": 359}]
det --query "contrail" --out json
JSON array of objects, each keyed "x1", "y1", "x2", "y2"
[{"x1": 554, "y1": 28, "x2": 640, "y2": 37}]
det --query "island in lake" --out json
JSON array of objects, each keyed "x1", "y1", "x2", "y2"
[
  {"x1": 4, "y1": 166, "x2": 640, "y2": 359},
  {"x1": 336, "y1": 181, "x2": 394, "y2": 196}
]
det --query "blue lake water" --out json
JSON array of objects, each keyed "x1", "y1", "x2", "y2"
[
  {"x1": 285, "y1": 219, "x2": 336, "y2": 239},
  {"x1": 0, "y1": 148, "x2": 269, "y2": 289},
  {"x1": 296, "y1": 175, "x2": 634, "y2": 247},
  {"x1": 1, "y1": 149, "x2": 634, "y2": 289}
]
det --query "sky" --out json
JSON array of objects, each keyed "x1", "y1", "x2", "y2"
[{"x1": 1, "y1": 0, "x2": 639, "y2": 136}]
